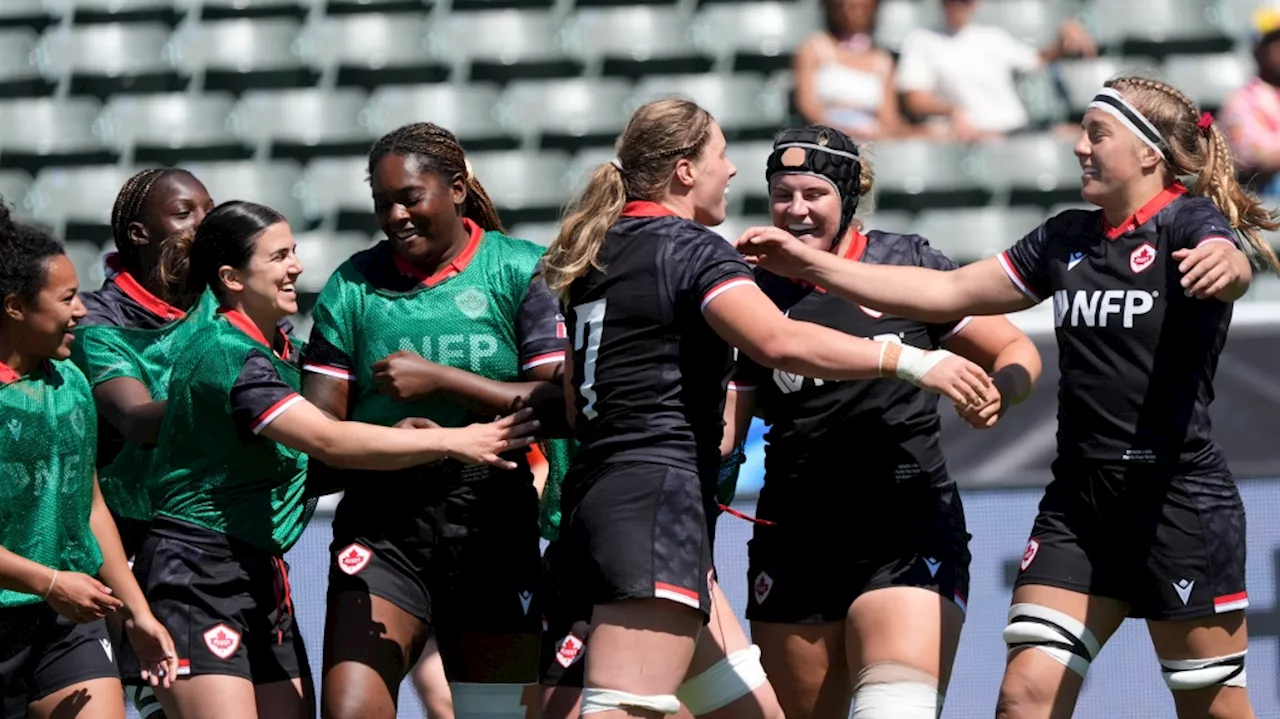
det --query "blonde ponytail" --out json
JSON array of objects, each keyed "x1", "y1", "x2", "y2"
[
  {"x1": 544, "y1": 164, "x2": 627, "y2": 299},
  {"x1": 1197, "y1": 122, "x2": 1280, "y2": 274}
]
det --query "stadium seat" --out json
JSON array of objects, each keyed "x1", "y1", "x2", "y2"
[
  {"x1": 467, "y1": 150, "x2": 571, "y2": 211},
  {"x1": 973, "y1": 0, "x2": 1073, "y2": 47},
  {"x1": 507, "y1": 222, "x2": 560, "y2": 247},
  {"x1": 0, "y1": 0, "x2": 49, "y2": 20},
  {"x1": 97, "y1": 92, "x2": 238, "y2": 156},
  {"x1": 1162, "y1": 53, "x2": 1252, "y2": 110},
  {"x1": 45, "y1": 0, "x2": 176, "y2": 14},
  {"x1": 632, "y1": 74, "x2": 787, "y2": 136},
  {"x1": 34, "y1": 23, "x2": 177, "y2": 97},
  {"x1": 1055, "y1": 56, "x2": 1162, "y2": 114},
  {"x1": 231, "y1": 88, "x2": 372, "y2": 154},
  {"x1": 869, "y1": 140, "x2": 977, "y2": 195},
  {"x1": 0, "y1": 30, "x2": 41, "y2": 89},
  {"x1": 1016, "y1": 69, "x2": 1069, "y2": 127},
  {"x1": 294, "y1": 231, "x2": 371, "y2": 292},
  {"x1": 64, "y1": 240, "x2": 109, "y2": 290},
  {"x1": 691, "y1": 3, "x2": 820, "y2": 72},
  {"x1": 975, "y1": 134, "x2": 1081, "y2": 192},
  {"x1": 0, "y1": 98, "x2": 106, "y2": 157},
  {"x1": 1085, "y1": 0, "x2": 1229, "y2": 49},
  {"x1": 565, "y1": 147, "x2": 617, "y2": 197},
  {"x1": 728, "y1": 140, "x2": 776, "y2": 205},
  {"x1": 182, "y1": 0, "x2": 315, "y2": 16},
  {"x1": 498, "y1": 78, "x2": 633, "y2": 147},
  {"x1": 432, "y1": 10, "x2": 578, "y2": 82},
  {"x1": 183, "y1": 161, "x2": 307, "y2": 227},
  {"x1": 564, "y1": 6, "x2": 708, "y2": 76},
  {"x1": 875, "y1": 0, "x2": 942, "y2": 52},
  {"x1": 301, "y1": 157, "x2": 370, "y2": 222},
  {"x1": 302, "y1": 12, "x2": 447, "y2": 85},
  {"x1": 0, "y1": 170, "x2": 34, "y2": 221},
  {"x1": 365, "y1": 84, "x2": 508, "y2": 146},
  {"x1": 911, "y1": 206, "x2": 1045, "y2": 262},
  {"x1": 27, "y1": 165, "x2": 139, "y2": 227},
  {"x1": 170, "y1": 19, "x2": 311, "y2": 91},
  {"x1": 859, "y1": 210, "x2": 915, "y2": 234}
]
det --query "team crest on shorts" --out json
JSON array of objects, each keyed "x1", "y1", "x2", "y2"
[
  {"x1": 337, "y1": 543, "x2": 372, "y2": 575},
  {"x1": 555, "y1": 633, "x2": 585, "y2": 668},
  {"x1": 1129, "y1": 242, "x2": 1157, "y2": 274},
  {"x1": 753, "y1": 572, "x2": 774, "y2": 604},
  {"x1": 1020, "y1": 538, "x2": 1040, "y2": 572},
  {"x1": 203, "y1": 624, "x2": 241, "y2": 660}
]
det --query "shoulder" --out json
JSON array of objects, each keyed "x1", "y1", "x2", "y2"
[
  {"x1": 77, "y1": 286, "x2": 125, "y2": 328},
  {"x1": 49, "y1": 359, "x2": 92, "y2": 396},
  {"x1": 864, "y1": 229, "x2": 954, "y2": 268},
  {"x1": 1041, "y1": 208, "x2": 1098, "y2": 241},
  {"x1": 485, "y1": 231, "x2": 547, "y2": 270},
  {"x1": 1167, "y1": 195, "x2": 1237, "y2": 246}
]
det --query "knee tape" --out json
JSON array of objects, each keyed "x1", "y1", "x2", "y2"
[
  {"x1": 1160, "y1": 651, "x2": 1247, "y2": 691},
  {"x1": 449, "y1": 682, "x2": 528, "y2": 718},
  {"x1": 581, "y1": 688, "x2": 682, "y2": 715},
  {"x1": 126, "y1": 685, "x2": 165, "y2": 719},
  {"x1": 851, "y1": 662, "x2": 943, "y2": 719},
  {"x1": 675, "y1": 644, "x2": 768, "y2": 716},
  {"x1": 1003, "y1": 603, "x2": 1101, "y2": 678}
]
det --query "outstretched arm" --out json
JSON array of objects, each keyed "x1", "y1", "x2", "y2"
[{"x1": 942, "y1": 316, "x2": 1042, "y2": 429}]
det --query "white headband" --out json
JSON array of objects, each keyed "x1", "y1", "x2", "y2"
[{"x1": 1088, "y1": 87, "x2": 1171, "y2": 163}]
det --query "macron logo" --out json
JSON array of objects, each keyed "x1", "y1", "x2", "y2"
[
  {"x1": 1067, "y1": 251, "x2": 1085, "y2": 271},
  {"x1": 1173, "y1": 579, "x2": 1194, "y2": 606}
]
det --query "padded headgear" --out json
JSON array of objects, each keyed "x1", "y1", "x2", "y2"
[{"x1": 765, "y1": 125, "x2": 863, "y2": 250}]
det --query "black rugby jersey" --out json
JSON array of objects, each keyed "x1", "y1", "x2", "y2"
[
  {"x1": 565, "y1": 202, "x2": 755, "y2": 478},
  {"x1": 734, "y1": 230, "x2": 969, "y2": 483},
  {"x1": 999, "y1": 183, "x2": 1237, "y2": 471}
]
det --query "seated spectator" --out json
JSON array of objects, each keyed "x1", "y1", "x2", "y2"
[
  {"x1": 1221, "y1": 5, "x2": 1280, "y2": 199},
  {"x1": 896, "y1": 0, "x2": 1095, "y2": 140},
  {"x1": 793, "y1": 0, "x2": 906, "y2": 140}
]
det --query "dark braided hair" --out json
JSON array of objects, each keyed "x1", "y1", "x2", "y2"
[
  {"x1": 0, "y1": 198, "x2": 65, "y2": 312},
  {"x1": 110, "y1": 168, "x2": 181, "y2": 260},
  {"x1": 366, "y1": 123, "x2": 506, "y2": 233}
]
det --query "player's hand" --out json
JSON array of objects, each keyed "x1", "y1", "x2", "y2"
[
  {"x1": 954, "y1": 389, "x2": 1002, "y2": 429},
  {"x1": 443, "y1": 408, "x2": 540, "y2": 469},
  {"x1": 735, "y1": 226, "x2": 821, "y2": 279},
  {"x1": 45, "y1": 571, "x2": 123, "y2": 623},
  {"x1": 372, "y1": 351, "x2": 440, "y2": 402},
  {"x1": 1173, "y1": 242, "x2": 1250, "y2": 300},
  {"x1": 125, "y1": 611, "x2": 179, "y2": 688},
  {"x1": 916, "y1": 353, "x2": 994, "y2": 408},
  {"x1": 395, "y1": 417, "x2": 441, "y2": 430}
]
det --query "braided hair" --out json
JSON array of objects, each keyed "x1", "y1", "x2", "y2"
[
  {"x1": 0, "y1": 198, "x2": 64, "y2": 315},
  {"x1": 366, "y1": 123, "x2": 505, "y2": 234},
  {"x1": 1107, "y1": 76, "x2": 1280, "y2": 275},
  {"x1": 111, "y1": 168, "x2": 179, "y2": 260}
]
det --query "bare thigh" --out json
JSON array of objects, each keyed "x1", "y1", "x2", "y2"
[{"x1": 27, "y1": 678, "x2": 125, "y2": 719}]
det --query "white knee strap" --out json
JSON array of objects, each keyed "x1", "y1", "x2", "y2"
[
  {"x1": 1160, "y1": 651, "x2": 1247, "y2": 691},
  {"x1": 851, "y1": 662, "x2": 943, "y2": 719},
  {"x1": 126, "y1": 686, "x2": 164, "y2": 719},
  {"x1": 449, "y1": 682, "x2": 528, "y2": 718},
  {"x1": 581, "y1": 688, "x2": 682, "y2": 715},
  {"x1": 675, "y1": 645, "x2": 768, "y2": 716},
  {"x1": 1003, "y1": 603, "x2": 1101, "y2": 678}
]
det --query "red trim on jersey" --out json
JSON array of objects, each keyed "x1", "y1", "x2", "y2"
[
  {"x1": 653, "y1": 582, "x2": 700, "y2": 607},
  {"x1": 1214, "y1": 591, "x2": 1248, "y2": 613},
  {"x1": 842, "y1": 229, "x2": 868, "y2": 262},
  {"x1": 218, "y1": 308, "x2": 294, "y2": 360},
  {"x1": 107, "y1": 257, "x2": 186, "y2": 322},
  {"x1": 620, "y1": 201, "x2": 680, "y2": 218},
  {"x1": 997, "y1": 251, "x2": 1043, "y2": 302},
  {"x1": 0, "y1": 360, "x2": 20, "y2": 385},
  {"x1": 522, "y1": 351, "x2": 565, "y2": 370},
  {"x1": 301, "y1": 362, "x2": 354, "y2": 381},
  {"x1": 1102, "y1": 182, "x2": 1187, "y2": 240},
  {"x1": 392, "y1": 218, "x2": 485, "y2": 288},
  {"x1": 1195, "y1": 236, "x2": 1236, "y2": 249},
  {"x1": 700, "y1": 277, "x2": 755, "y2": 311},
  {"x1": 251, "y1": 393, "x2": 302, "y2": 433}
]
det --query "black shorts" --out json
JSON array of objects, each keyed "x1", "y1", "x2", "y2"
[
  {"x1": 0, "y1": 604, "x2": 118, "y2": 719},
  {"x1": 132, "y1": 517, "x2": 308, "y2": 684},
  {"x1": 1015, "y1": 459, "x2": 1248, "y2": 620},
  {"x1": 745, "y1": 478, "x2": 971, "y2": 624},
  {"x1": 539, "y1": 540, "x2": 586, "y2": 687},
  {"x1": 110, "y1": 511, "x2": 151, "y2": 561},
  {"x1": 327, "y1": 463, "x2": 542, "y2": 637}
]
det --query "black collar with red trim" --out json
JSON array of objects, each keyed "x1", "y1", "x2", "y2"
[
  {"x1": 793, "y1": 229, "x2": 868, "y2": 292},
  {"x1": 392, "y1": 218, "x2": 485, "y2": 288},
  {"x1": 0, "y1": 360, "x2": 20, "y2": 385},
  {"x1": 218, "y1": 308, "x2": 294, "y2": 361},
  {"x1": 1102, "y1": 182, "x2": 1187, "y2": 240},
  {"x1": 620, "y1": 201, "x2": 683, "y2": 218},
  {"x1": 104, "y1": 254, "x2": 185, "y2": 322}
]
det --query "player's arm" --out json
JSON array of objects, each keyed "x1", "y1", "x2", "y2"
[
  {"x1": 720, "y1": 386, "x2": 756, "y2": 458},
  {"x1": 92, "y1": 377, "x2": 167, "y2": 446},
  {"x1": 1173, "y1": 239, "x2": 1253, "y2": 302},
  {"x1": 942, "y1": 316, "x2": 1041, "y2": 428},
  {"x1": 88, "y1": 474, "x2": 179, "y2": 685},
  {"x1": 737, "y1": 226, "x2": 1036, "y2": 322}
]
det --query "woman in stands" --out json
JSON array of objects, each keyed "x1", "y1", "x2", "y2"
[
  {"x1": 723, "y1": 124, "x2": 1040, "y2": 719},
  {"x1": 540, "y1": 97, "x2": 994, "y2": 719},
  {"x1": 0, "y1": 204, "x2": 179, "y2": 719},
  {"x1": 135, "y1": 200, "x2": 537, "y2": 719},
  {"x1": 793, "y1": 0, "x2": 906, "y2": 140},
  {"x1": 303, "y1": 123, "x2": 566, "y2": 719},
  {"x1": 738, "y1": 77, "x2": 1277, "y2": 719}
]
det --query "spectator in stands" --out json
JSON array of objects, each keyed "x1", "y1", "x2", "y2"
[
  {"x1": 1221, "y1": 5, "x2": 1280, "y2": 199},
  {"x1": 896, "y1": 0, "x2": 1096, "y2": 140},
  {"x1": 793, "y1": 0, "x2": 907, "y2": 140}
]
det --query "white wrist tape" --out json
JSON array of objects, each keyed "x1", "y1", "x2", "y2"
[{"x1": 894, "y1": 346, "x2": 953, "y2": 386}]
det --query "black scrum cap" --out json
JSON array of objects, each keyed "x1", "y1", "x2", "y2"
[{"x1": 765, "y1": 125, "x2": 862, "y2": 250}]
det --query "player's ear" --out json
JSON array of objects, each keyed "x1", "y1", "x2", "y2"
[
  {"x1": 1137, "y1": 141, "x2": 1164, "y2": 172},
  {"x1": 2, "y1": 292, "x2": 24, "y2": 323},
  {"x1": 449, "y1": 171, "x2": 468, "y2": 207},
  {"x1": 217, "y1": 266, "x2": 244, "y2": 294},
  {"x1": 674, "y1": 157, "x2": 697, "y2": 189}
]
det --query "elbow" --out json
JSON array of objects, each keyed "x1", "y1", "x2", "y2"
[{"x1": 746, "y1": 334, "x2": 800, "y2": 373}]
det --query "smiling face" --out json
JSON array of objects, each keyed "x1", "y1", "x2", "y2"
[
  {"x1": 371, "y1": 153, "x2": 466, "y2": 265},
  {"x1": 1075, "y1": 108, "x2": 1156, "y2": 206},
  {"x1": 769, "y1": 173, "x2": 844, "y2": 250},
  {"x1": 219, "y1": 222, "x2": 303, "y2": 321},
  {"x1": 4, "y1": 255, "x2": 87, "y2": 361},
  {"x1": 685, "y1": 122, "x2": 737, "y2": 227}
]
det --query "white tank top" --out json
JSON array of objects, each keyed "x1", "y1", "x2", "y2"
[{"x1": 812, "y1": 35, "x2": 886, "y2": 132}]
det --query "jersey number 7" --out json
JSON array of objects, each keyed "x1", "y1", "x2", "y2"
[{"x1": 573, "y1": 299, "x2": 608, "y2": 420}]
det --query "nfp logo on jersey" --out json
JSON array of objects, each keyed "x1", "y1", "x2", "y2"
[{"x1": 1053, "y1": 289, "x2": 1155, "y2": 328}]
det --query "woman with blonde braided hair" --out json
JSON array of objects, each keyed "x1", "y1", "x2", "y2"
[
  {"x1": 303, "y1": 122, "x2": 570, "y2": 719},
  {"x1": 738, "y1": 75, "x2": 1274, "y2": 718}
]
